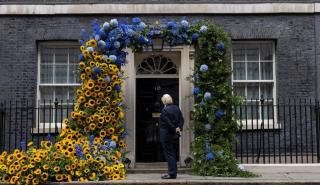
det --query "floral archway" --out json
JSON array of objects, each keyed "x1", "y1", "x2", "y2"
[{"x1": 0, "y1": 18, "x2": 250, "y2": 184}]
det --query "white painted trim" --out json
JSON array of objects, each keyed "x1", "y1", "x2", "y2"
[
  {"x1": 231, "y1": 41, "x2": 278, "y2": 130},
  {"x1": 0, "y1": 3, "x2": 318, "y2": 15}
]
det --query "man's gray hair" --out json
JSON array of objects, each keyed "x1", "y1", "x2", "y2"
[{"x1": 161, "y1": 94, "x2": 173, "y2": 105}]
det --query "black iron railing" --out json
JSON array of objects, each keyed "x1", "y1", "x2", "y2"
[
  {"x1": 0, "y1": 99, "x2": 74, "y2": 152},
  {"x1": 0, "y1": 98, "x2": 319, "y2": 164},
  {"x1": 235, "y1": 98, "x2": 320, "y2": 164}
]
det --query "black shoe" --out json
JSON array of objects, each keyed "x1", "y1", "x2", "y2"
[{"x1": 161, "y1": 174, "x2": 176, "y2": 179}]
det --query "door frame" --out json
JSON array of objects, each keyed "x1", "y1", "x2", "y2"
[{"x1": 123, "y1": 46, "x2": 195, "y2": 167}]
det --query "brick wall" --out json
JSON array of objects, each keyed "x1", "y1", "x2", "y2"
[
  {"x1": 0, "y1": 14, "x2": 317, "y2": 101},
  {"x1": 0, "y1": 14, "x2": 318, "y2": 160}
]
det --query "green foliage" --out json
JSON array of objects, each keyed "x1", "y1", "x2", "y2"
[{"x1": 189, "y1": 21, "x2": 254, "y2": 177}]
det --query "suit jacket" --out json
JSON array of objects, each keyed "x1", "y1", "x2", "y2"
[{"x1": 159, "y1": 104, "x2": 184, "y2": 142}]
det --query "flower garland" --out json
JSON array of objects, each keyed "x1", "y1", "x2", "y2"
[{"x1": 0, "y1": 18, "x2": 250, "y2": 184}]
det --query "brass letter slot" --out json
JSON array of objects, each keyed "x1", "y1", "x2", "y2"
[{"x1": 152, "y1": 113, "x2": 161, "y2": 118}]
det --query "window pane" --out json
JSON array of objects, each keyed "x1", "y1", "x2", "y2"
[
  {"x1": 260, "y1": 83, "x2": 273, "y2": 100},
  {"x1": 247, "y1": 83, "x2": 259, "y2": 99},
  {"x1": 246, "y1": 102, "x2": 259, "y2": 119},
  {"x1": 57, "y1": 105, "x2": 73, "y2": 124},
  {"x1": 69, "y1": 86, "x2": 77, "y2": 101},
  {"x1": 55, "y1": 64, "x2": 68, "y2": 83},
  {"x1": 235, "y1": 106, "x2": 247, "y2": 120},
  {"x1": 39, "y1": 105, "x2": 54, "y2": 124},
  {"x1": 246, "y1": 44, "x2": 259, "y2": 61},
  {"x1": 69, "y1": 64, "x2": 79, "y2": 83},
  {"x1": 233, "y1": 62, "x2": 246, "y2": 80},
  {"x1": 41, "y1": 48, "x2": 54, "y2": 64},
  {"x1": 55, "y1": 87, "x2": 68, "y2": 101},
  {"x1": 233, "y1": 83, "x2": 245, "y2": 97},
  {"x1": 69, "y1": 48, "x2": 79, "y2": 64},
  {"x1": 262, "y1": 102, "x2": 274, "y2": 120},
  {"x1": 260, "y1": 43, "x2": 273, "y2": 60},
  {"x1": 233, "y1": 46, "x2": 245, "y2": 61},
  {"x1": 55, "y1": 48, "x2": 68, "y2": 63},
  {"x1": 261, "y1": 62, "x2": 273, "y2": 80},
  {"x1": 40, "y1": 64, "x2": 53, "y2": 83},
  {"x1": 247, "y1": 62, "x2": 259, "y2": 80},
  {"x1": 40, "y1": 87, "x2": 54, "y2": 102}
]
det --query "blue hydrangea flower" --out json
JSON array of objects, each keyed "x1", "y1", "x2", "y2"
[
  {"x1": 20, "y1": 141, "x2": 26, "y2": 152},
  {"x1": 120, "y1": 131, "x2": 128, "y2": 139},
  {"x1": 132, "y1": 17, "x2": 141, "y2": 25},
  {"x1": 103, "y1": 22, "x2": 110, "y2": 30},
  {"x1": 126, "y1": 29, "x2": 134, "y2": 37},
  {"x1": 109, "y1": 55, "x2": 117, "y2": 62},
  {"x1": 204, "y1": 141, "x2": 211, "y2": 153},
  {"x1": 193, "y1": 87, "x2": 201, "y2": 95},
  {"x1": 206, "y1": 152, "x2": 215, "y2": 160},
  {"x1": 98, "y1": 40, "x2": 106, "y2": 50},
  {"x1": 125, "y1": 38, "x2": 131, "y2": 46},
  {"x1": 89, "y1": 135, "x2": 94, "y2": 147},
  {"x1": 181, "y1": 20, "x2": 189, "y2": 28},
  {"x1": 192, "y1": 33, "x2": 199, "y2": 41},
  {"x1": 204, "y1": 92, "x2": 211, "y2": 101},
  {"x1": 167, "y1": 21, "x2": 177, "y2": 29},
  {"x1": 200, "y1": 25, "x2": 208, "y2": 33},
  {"x1": 215, "y1": 109, "x2": 224, "y2": 119},
  {"x1": 46, "y1": 133, "x2": 54, "y2": 143},
  {"x1": 204, "y1": 123, "x2": 212, "y2": 131},
  {"x1": 110, "y1": 19, "x2": 118, "y2": 27},
  {"x1": 79, "y1": 54, "x2": 85, "y2": 61},
  {"x1": 118, "y1": 72, "x2": 123, "y2": 78},
  {"x1": 93, "y1": 67, "x2": 101, "y2": 74},
  {"x1": 138, "y1": 22, "x2": 146, "y2": 30},
  {"x1": 87, "y1": 47, "x2": 94, "y2": 53},
  {"x1": 104, "y1": 76, "x2": 111, "y2": 83},
  {"x1": 195, "y1": 73, "x2": 200, "y2": 82},
  {"x1": 75, "y1": 144, "x2": 84, "y2": 159},
  {"x1": 81, "y1": 29, "x2": 90, "y2": 41},
  {"x1": 92, "y1": 74, "x2": 97, "y2": 81},
  {"x1": 115, "y1": 85, "x2": 121, "y2": 92},
  {"x1": 114, "y1": 41, "x2": 121, "y2": 49},
  {"x1": 137, "y1": 35, "x2": 146, "y2": 43},
  {"x1": 109, "y1": 141, "x2": 117, "y2": 148},
  {"x1": 216, "y1": 42, "x2": 225, "y2": 51},
  {"x1": 94, "y1": 34, "x2": 100, "y2": 41},
  {"x1": 200, "y1": 64, "x2": 208, "y2": 72}
]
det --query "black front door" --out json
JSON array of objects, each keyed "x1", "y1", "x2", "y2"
[{"x1": 136, "y1": 78, "x2": 179, "y2": 162}]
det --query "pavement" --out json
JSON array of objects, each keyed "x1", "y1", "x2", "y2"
[
  {"x1": 55, "y1": 164, "x2": 320, "y2": 184},
  {"x1": 2, "y1": 164, "x2": 320, "y2": 184}
]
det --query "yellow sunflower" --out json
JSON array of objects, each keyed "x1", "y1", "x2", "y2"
[{"x1": 41, "y1": 172, "x2": 49, "y2": 181}]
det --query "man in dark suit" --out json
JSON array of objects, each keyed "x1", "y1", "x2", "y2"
[{"x1": 159, "y1": 94, "x2": 184, "y2": 179}]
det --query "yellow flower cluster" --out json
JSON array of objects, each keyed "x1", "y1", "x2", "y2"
[{"x1": 0, "y1": 39, "x2": 127, "y2": 184}]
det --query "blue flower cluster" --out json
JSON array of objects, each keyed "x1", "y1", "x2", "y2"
[
  {"x1": 80, "y1": 18, "x2": 212, "y2": 69},
  {"x1": 204, "y1": 140, "x2": 224, "y2": 161},
  {"x1": 204, "y1": 140, "x2": 215, "y2": 160}
]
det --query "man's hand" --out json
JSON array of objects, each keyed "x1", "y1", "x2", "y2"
[{"x1": 176, "y1": 127, "x2": 181, "y2": 136}]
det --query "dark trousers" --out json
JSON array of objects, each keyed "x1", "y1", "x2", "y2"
[{"x1": 161, "y1": 139, "x2": 177, "y2": 177}]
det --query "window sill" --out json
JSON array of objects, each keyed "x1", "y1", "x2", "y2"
[
  {"x1": 239, "y1": 120, "x2": 280, "y2": 130},
  {"x1": 31, "y1": 123, "x2": 65, "y2": 134}
]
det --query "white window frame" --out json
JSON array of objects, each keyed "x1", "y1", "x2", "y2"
[
  {"x1": 35, "y1": 41, "x2": 81, "y2": 133},
  {"x1": 231, "y1": 41, "x2": 279, "y2": 129}
]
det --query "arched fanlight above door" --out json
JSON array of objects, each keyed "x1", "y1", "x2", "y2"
[{"x1": 136, "y1": 55, "x2": 178, "y2": 75}]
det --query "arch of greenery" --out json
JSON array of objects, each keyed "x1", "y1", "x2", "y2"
[{"x1": 0, "y1": 18, "x2": 252, "y2": 184}]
